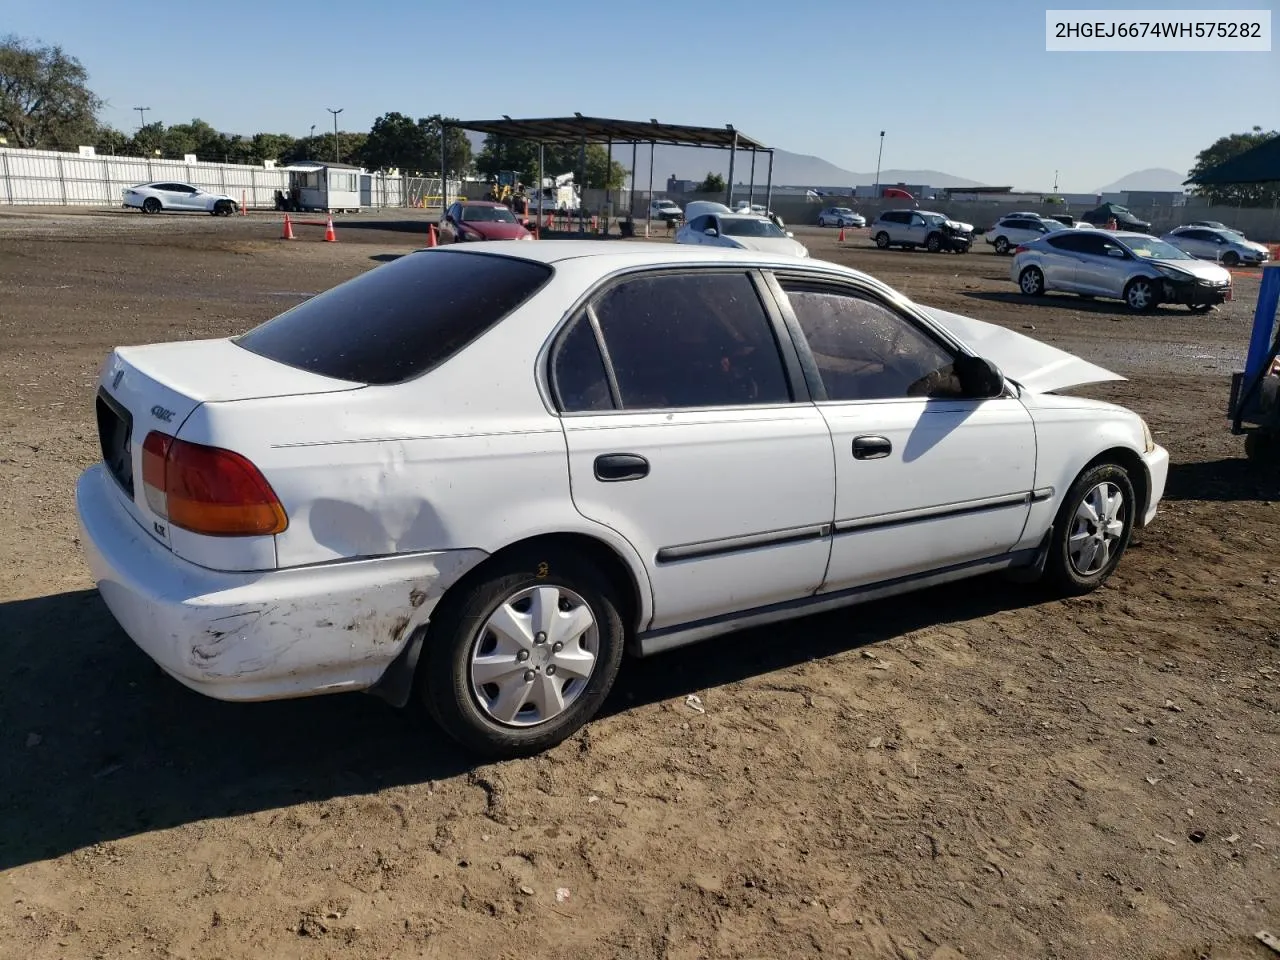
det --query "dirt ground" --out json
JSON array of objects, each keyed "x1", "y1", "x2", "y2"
[{"x1": 0, "y1": 208, "x2": 1277, "y2": 960}]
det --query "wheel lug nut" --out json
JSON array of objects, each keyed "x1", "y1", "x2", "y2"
[
  {"x1": 517, "y1": 650, "x2": 530, "y2": 662},
  {"x1": 535, "y1": 632, "x2": 547, "y2": 644},
  {"x1": 524, "y1": 670, "x2": 536, "y2": 683},
  {"x1": 552, "y1": 641, "x2": 563, "y2": 652},
  {"x1": 546, "y1": 665, "x2": 556, "y2": 677}
]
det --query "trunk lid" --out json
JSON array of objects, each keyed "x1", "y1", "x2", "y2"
[{"x1": 94, "y1": 338, "x2": 360, "y2": 553}]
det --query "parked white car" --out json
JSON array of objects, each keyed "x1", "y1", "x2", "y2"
[
  {"x1": 76, "y1": 241, "x2": 1167, "y2": 757},
  {"x1": 675, "y1": 212, "x2": 810, "y2": 257},
  {"x1": 1012, "y1": 230, "x2": 1232, "y2": 312},
  {"x1": 818, "y1": 207, "x2": 867, "y2": 228},
  {"x1": 985, "y1": 214, "x2": 1067, "y2": 255},
  {"x1": 1161, "y1": 226, "x2": 1271, "y2": 267},
  {"x1": 123, "y1": 181, "x2": 239, "y2": 216}
]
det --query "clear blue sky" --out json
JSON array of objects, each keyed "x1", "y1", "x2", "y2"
[{"x1": 7, "y1": 0, "x2": 1276, "y2": 191}]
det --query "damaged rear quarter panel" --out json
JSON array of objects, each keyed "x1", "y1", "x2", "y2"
[{"x1": 177, "y1": 548, "x2": 486, "y2": 695}]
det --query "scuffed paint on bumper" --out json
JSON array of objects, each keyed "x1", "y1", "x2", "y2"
[{"x1": 76, "y1": 464, "x2": 487, "y2": 701}]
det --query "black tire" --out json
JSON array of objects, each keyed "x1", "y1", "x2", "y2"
[
  {"x1": 926, "y1": 232, "x2": 943, "y2": 253},
  {"x1": 1188, "y1": 303, "x2": 1213, "y2": 313},
  {"x1": 1222, "y1": 251, "x2": 1240, "y2": 268},
  {"x1": 1044, "y1": 462, "x2": 1136, "y2": 595},
  {"x1": 1019, "y1": 266, "x2": 1045, "y2": 296},
  {"x1": 212, "y1": 200, "x2": 234, "y2": 217},
  {"x1": 993, "y1": 236, "x2": 1010, "y2": 255},
  {"x1": 142, "y1": 197, "x2": 161, "y2": 214},
  {"x1": 420, "y1": 547, "x2": 626, "y2": 758},
  {"x1": 874, "y1": 231, "x2": 890, "y2": 249},
  {"x1": 1245, "y1": 431, "x2": 1280, "y2": 463},
  {"x1": 1124, "y1": 276, "x2": 1158, "y2": 313}
]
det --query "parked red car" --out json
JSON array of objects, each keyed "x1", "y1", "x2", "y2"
[{"x1": 440, "y1": 201, "x2": 533, "y2": 243}]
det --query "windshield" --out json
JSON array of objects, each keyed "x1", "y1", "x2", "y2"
[
  {"x1": 461, "y1": 206, "x2": 517, "y2": 223},
  {"x1": 832, "y1": 207, "x2": 853, "y2": 214},
  {"x1": 720, "y1": 218, "x2": 787, "y2": 238},
  {"x1": 1125, "y1": 236, "x2": 1193, "y2": 261}
]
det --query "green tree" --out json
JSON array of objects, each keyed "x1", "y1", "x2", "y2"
[
  {"x1": 698, "y1": 172, "x2": 726, "y2": 193},
  {"x1": 249, "y1": 132, "x2": 296, "y2": 164},
  {"x1": 1188, "y1": 126, "x2": 1280, "y2": 207},
  {"x1": 0, "y1": 34, "x2": 103, "y2": 148},
  {"x1": 361, "y1": 111, "x2": 424, "y2": 172},
  {"x1": 92, "y1": 126, "x2": 128, "y2": 155},
  {"x1": 128, "y1": 121, "x2": 166, "y2": 158}
]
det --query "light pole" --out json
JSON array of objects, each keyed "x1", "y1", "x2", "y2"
[
  {"x1": 309, "y1": 124, "x2": 316, "y2": 159},
  {"x1": 327, "y1": 107, "x2": 343, "y2": 163},
  {"x1": 133, "y1": 106, "x2": 151, "y2": 129},
  {"x1": 874, "y1": 130, "x2": 885, "y2": 198}
]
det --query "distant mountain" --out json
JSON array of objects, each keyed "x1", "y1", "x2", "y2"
[
  {"x1": 1095, "y1": 168, "x2": 1188, "y2": 192},
  {"x1": 461, "y1": 131, "x2": 983, "y2": 189}
]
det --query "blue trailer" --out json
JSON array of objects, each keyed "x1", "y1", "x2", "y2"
[{"x1": 1227, "y1": 263, "x2": 1280, "y2": 460}]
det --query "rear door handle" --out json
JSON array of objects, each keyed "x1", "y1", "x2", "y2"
[
  {"x1": 852, "y1": 436, "x2": 892, "y2": 460},
  {"x1": 594, "y1": 453, "x2": 650, "y2": 482}
]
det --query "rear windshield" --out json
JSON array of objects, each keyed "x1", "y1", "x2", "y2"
[{"x1": 234, "y1": 250, "x2": 552, "y2": 385}]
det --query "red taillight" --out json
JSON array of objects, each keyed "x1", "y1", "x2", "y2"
[
  {"x1": 141, "y1": 431, "x2": 287, "y2": 537},
  {"x1": 1015, "y1": 244, "x2": 1028, "y2": 254}
]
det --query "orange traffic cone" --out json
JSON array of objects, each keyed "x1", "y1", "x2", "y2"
[
  {"x1": 281, "y1": 213, "x2": 295, "y2": 240},
  {"x1": 838, "y1": 225, "x2": 846, "y2": 242},
  {"x1": 427, "y1": 223, "x2": 438, "y2": 247},
  {"x1": 324, "y1": 215, "x2": 336, "y2": 242}
]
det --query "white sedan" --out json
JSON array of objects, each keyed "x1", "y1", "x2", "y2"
[
  {"x1": 122, "y1": 181, "x2": 239, "y2": 216},
  {"x1": 676, "y1": 212, "x2": 810, "y2": 257},
  {"x1": 76, "y1": 241, "x2": 1168, "y2": 758}
]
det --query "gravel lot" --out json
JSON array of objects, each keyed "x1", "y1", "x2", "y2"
[{"x1": 1, "y1": 207, "x2": 1277, "y2": 960}]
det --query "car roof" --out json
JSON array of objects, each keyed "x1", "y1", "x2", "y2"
[
  {"x1": 459, "y1": 200, "x2": 506, "y2": 207},
  {"x1": 412, "y1": 239, "x2": 823, "y2": 269}
]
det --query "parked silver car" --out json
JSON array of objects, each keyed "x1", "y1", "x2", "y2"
[
  {"x1": 1011, "y1": 230, "x2": 1232, "y2": 313},
  {"x1": 1162, "y1": 226, "x2": 1271, "y2": 267},
  {"x1": 817, "y1": 206, "x2": 866, "y2": 228}
]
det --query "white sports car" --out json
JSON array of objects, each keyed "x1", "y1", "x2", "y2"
[
  {"x1": 76, "y1": 241, "x2": 1168, "y2": 758},
  {"x1": 676, "y1": 212, "x2": 810, "y2": 257},
  {"x1": 122, "y1": 181, "x2": 239, "y2": 216}
]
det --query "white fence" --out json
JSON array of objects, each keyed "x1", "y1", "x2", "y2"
[{"x1": 0, "y1": 146, "x2": 460, "y2": 209}]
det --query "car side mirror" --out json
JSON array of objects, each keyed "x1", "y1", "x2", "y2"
[
  {"x1": 786, "y1": 231, "x2": 795, "y2": 238},
  {"x1": 1107, "y1": 248, "x2": 1126, "y2": 258},
  {"x1": 954, "y1": 355, "x2": 1005, "y2": 400},
  {"x1": 704, "y1": 228, "x2": 718, "y2": 237}
]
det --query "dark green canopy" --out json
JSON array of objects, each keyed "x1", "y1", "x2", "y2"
[{"x1": 1184, "y1": 135, "x2": 1280, "y2": 185}]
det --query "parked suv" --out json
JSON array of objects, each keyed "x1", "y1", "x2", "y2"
[
  {"x1": 985, "y1": 215, "x2": 1066, "y2": 255},
  {"x1": 871, "y1": 210, "x2": 973, "y2": 253}
]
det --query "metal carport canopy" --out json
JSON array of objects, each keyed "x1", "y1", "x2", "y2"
[
  {"x1": 442, "y1": 115, "x2": 774, "y2": 215},
  {"x1": 448, "y1": 115, "x2": 768, "y2": 150}
]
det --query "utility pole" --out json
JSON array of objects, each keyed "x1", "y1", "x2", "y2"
[
  {"x1": 874, "y1": 130, "x2": 885, "y2": 198},
  {"x1": 1053, "y1": 169, "x2": 1059, "y2": 193},
  {"x1": 133, "y1": 106, "x2": 151, "y2": 129},
  {"x1": 309, "y1": 124, "x2": 316, "y2": 159},
  {"x1": 327, "y1": 107, "x2": 343, "y2": 163}
]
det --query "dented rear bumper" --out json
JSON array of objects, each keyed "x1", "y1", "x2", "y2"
[{"x1": 76, "y1": 464, "x2": 486, "y2": 701}]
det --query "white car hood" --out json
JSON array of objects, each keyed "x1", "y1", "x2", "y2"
[
  {"x1": 918, "y1": 306, "x2": 1125, "y2": 394},
  {"x1": 729, "y1": 236, "x2": 808, "y2": 257}
]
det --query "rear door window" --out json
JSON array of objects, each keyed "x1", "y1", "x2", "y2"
[
  {"x1": 235, "y1": 250, "x2": 552, "y2": 385},
  {"x1": 590, "y1": 271, "x2": 792, "y2": 410}
]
